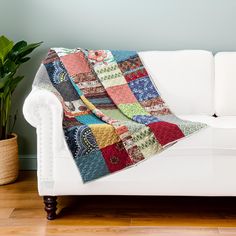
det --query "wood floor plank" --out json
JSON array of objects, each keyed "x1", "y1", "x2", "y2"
[
  {"x1": 218, "y1": 227, "x2": 236, "y2": 235},
  {"x1": 44, "y1": 226, "x2": 221, "y2": 236},
  {"x1": 0, "y1": 218, "x2": 47, "y2": 227},
  {"x1": 0, "y1": 226, "x2": 46, "y2": 236},
  {"x1": 131, "y1": 217, "x2": 236, "y2": 227},
  {"x1": 0, "y1": 226, "x2": 222, "y2": 236},
  {"x1": 10, "y1": 208, "x2": 46, "y2": 219},
  {"x1": 0, "y1": 208, "x2": 14, "y2": 219},
  {"x1": 1, "y1": 171, "x2": 236, "y2": 236},
  {"x1": 0, "y1": 199, "x2": 43, "y2": 208}
]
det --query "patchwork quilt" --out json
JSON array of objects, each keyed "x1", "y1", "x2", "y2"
[{"x1": 34, "y1": 48, "x2": 207, "y2": 183}]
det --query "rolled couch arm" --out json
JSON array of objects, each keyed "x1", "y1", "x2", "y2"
[{"x1": 23, "y1": 87, "x2": 66, "y2": 194}]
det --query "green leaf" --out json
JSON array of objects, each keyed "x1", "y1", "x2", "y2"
[
  {"x1": 0, "y1": 35, "x2": 14, "y2": 63},
  {"x1": 0, "y1": 72, "x2": 11, "y2": 89},
  {"x1": 0, "y1": 36, "x2": 42, "y2": 139},
  {"x1": 0, "y1": 59, "x2": 3, "y2": 77},
  {"x1": 3, "y1": 59, "x2": 18, "y2": 74},
  {"x1": 2, "y1": 83, "x2": 10, "y2": 98},
  {"x1": 17, "y1": 41, "x2": 42, "y2": 58},
  {"x1": 12, "y1": 40, "x2": 27, "y2": 52},
  {"x1": 10, "y1": 75, "x2": 24, "y2": 93},
  {"x1": 9, "y1": 40, "x2": 27, "y2": 59},
  {"x1": 18, "y1": 56, "x2": 31, "y2": 64}
]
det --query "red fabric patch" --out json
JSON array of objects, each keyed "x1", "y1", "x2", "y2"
[
  {"x1": 124, "y1": 68, "x2": 148, "y2": 82},
  {"x1": 101, "y1": 142, "x2": 133, "y2": 172},
  {"x1": 148, "y1": 121, "x2": 184, "y2": 146},
  {"x1": 106, "y1": 84, "x2": 137, "y2": 105},
  {"x1": 61, "y1": 52, "x2": 91, "y2": 76},
  {"x1": 127, "y1": 145, "x2": 144, "y2": 163},
  {"x1": 115, "y1": 125, "x2": 129, "y2": 135},
  {"x1": 118, "y1": 56, "x2": 143, "y2": 74}
]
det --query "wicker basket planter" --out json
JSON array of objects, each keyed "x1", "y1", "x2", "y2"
[{"x1": 0, "y1": 133, "x2": 18, "y2": 185}]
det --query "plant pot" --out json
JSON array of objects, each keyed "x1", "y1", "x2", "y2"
[{"x1": 0, "y1": 133, "x2": 18, "y2": 185}]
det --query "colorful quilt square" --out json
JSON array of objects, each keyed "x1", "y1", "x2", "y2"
[
  {"x1": 81, "y1": 85, "x2": 106, "y2": 98},
  {"x1": 118, "y1": 55, "x2": 143, "y2": 74},
  {"x1": 88, "y1": 97, "x2": 114, "y2": 108},
  {"x1": 63, "y1": 99, "x2": 91, "y2": 117},
  {"x1": 44, "y1": 60, "x2": 81, "y2": 101},
  {"x1": 100, "y1": 108, "x2": 131, "y2": 121},
  {"x1": 128, "y1": 76, "x2": 159, "y2": 102},
  {"x1": 54, "y1": 80, "x2": 81, "y2": 102},
  {"x1": 133, "y1": 115, "x2": 160, "y2": 125},
  {"x1": 126, "y1": 145, "x2": 144, "y2": 163},
  {"x1": 74, "y1": 150, "x2": 109, "y2": 182},
  {"x1": 148, "y1": 121, "x2": 184, "y2": 146},
  {"x1": 118, "y1": 103, "x2": 149, "y2": 119},
  {"x1": 159, "y1": 114, "x2": 207, "y2": 136},
  {"x1": 106, "y1": 84, "x2": 137, "y2": 105},
  {"x1": 140, "y1": 97, "x2": 171, "y2": 115},
  {"x1": 75, "y1": 114, "x2": 105, "y2": 125},
  {"x1": 111, "y1": 50, "x2": 137, "y2": 63},
  {"x1": 131, "y1": 126, "x2": 161, "y2": 158},
  {"x1": 43, "y1": 49, "x2": 60, "y2": 64},
  {"x1": 64, "y1": 125, "x2": 99, "y2": 157},
  {"x1": 61, "y1": 51, "x2": 91, "y2": 76},
  {"x1": 76, "y1": 80, "x2": 104, "y2": 94},
  {"x1": 102, "y1": 76, "x2": 127, "y2": 89},
  {"x1": 63, "y1": 116, "x2": 82, "y2": 129},
  {"x1": 73, "y1": 72, "x2": 98, "y2": 85},
  {"x1": 101, "y1": 142, "x2": 133, "y2": 172},
  {"x1": 52, "y1": 47, "x2": 79, "y2": 57},
  {"x1": 124, "y1": 68, "x2": 148, "y2": 82},
  {"x1": 87, "y1": 50, "x2": 115, "y2": 67},
  {"x1": 94, "y1": 62, "x2": 126, "y2": 88},
  {"x1": 115, "y1": 124, "x2": 129, "y2": 136},
  {"x1": 44, "y1": 60, "x2": 69, "y2": 84},
  {"x1": 89, "y1": 124, "x2": 120, "y2": 148}
]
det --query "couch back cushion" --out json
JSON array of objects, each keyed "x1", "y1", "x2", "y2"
[
  {"x1": 215, "y1": 52, "x2": 236, "y2": 116},
  {"x1": 138, "y1": 50, "x2": 214, "y2": 115}
]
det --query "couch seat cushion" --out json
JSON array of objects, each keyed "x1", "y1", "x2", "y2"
[{"x1": 178, "y1": 115, "x2": 236, "y2": 149}]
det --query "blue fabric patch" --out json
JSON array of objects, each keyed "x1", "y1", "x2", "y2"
[
  {"x1": 44, "y1": 60, "x2": 69, "y2": 84},
  {"x1": 64, "y1": 125, "x2": 99, "y2": 157},
  {"x1": 75, "y1": 114, "x2": 105, "y2": 125},
  {"x1": 64, "y1": 125, "x2": 109, "y2": 182},
  {"x1": 128, "y1": 76, "x2": 159, "y2": 102},
  {"x1": 89, "y1": 97, "x2": 114, "y2": 105},
  {"x1": 133, "y1": 115, "x2": 160, "y2": 125},
  {"x1": 74, "y1": 150, "x2": 109, "y2": 182},
  {"x1": 45, "y1": 61, "x2": 80, "y2": 101},
  {"x1": 68, "y1": 75, "x2": 83, "y2": 96},
  {"x1": 111, "y1": 50, "x2": 137, "y2": 63}
]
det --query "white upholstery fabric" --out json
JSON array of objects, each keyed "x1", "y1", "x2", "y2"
[
  {"x1": 52, "y1": 146, "x2": 236, "y2": 196},
  {"x1": 51, "y1": 121, "x2": 236, "y2": 196},
  {"x1": 215, "y1": 52, "x2": 236, "y2": 116},
  {"x1": 139, "y1": 51, "x2": 214, "y2": 115},
  {"x1": 179, "y1": 115, "x2": 236, "y2": 150},
  {"x1": 180, "y1": 115, "x2": 236, "y2": 128}
]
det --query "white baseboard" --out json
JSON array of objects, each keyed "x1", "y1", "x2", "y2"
[{"x1": 19, "y1": 154, "x2": 37, "y2": 170}]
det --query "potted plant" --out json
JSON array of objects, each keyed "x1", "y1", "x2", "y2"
[{"x1": 0, "y1": 35, "x2": 42, "y2": 185}]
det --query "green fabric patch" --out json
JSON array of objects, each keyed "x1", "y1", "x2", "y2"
[
  {"x1": 118, "y1": 103, "x2": 149, "y2": 119},
  {"x1": 100, "y1": 108, "x2": 130, "y2": 121}
]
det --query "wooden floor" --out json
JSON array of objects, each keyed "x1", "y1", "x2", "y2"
[{"x1": 1, "y1": 171, "x2": 236, "y2": 236}]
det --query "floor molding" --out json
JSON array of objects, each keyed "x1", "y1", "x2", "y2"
[{"x1": 19, "y1": 154, "x2": 37, "y2": 170}]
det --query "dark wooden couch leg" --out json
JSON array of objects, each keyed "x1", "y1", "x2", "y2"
[{"x1": 43, "y1": 196, "x2": 57, "y2": 220}]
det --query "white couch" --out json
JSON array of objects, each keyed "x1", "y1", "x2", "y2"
[{"x1": 23, "y1": 50, "x2": 236, "y2": 219}]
